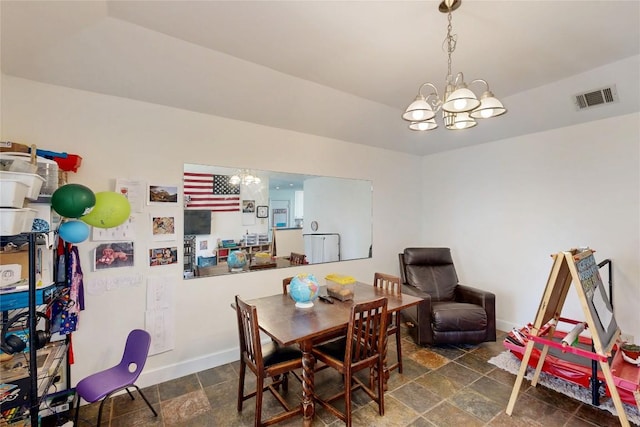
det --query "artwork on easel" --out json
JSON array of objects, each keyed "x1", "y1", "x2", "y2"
[
  {"x1": 505, "y1": 248, "x2": 630, "y2": 426},
  {"x1": 592, "y1": 286, "x2": 614, "y2": 331}
]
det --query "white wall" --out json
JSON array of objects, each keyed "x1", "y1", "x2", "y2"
[
  {"x1": 303, "y1": 177, "x2": 372, "y2": 260},
  {"x1": 420, "y1": 113, "x2": 640, "y2": 341},
  {"x1": 1, "y1": 76, "x2": 423, "y2": 387},
  {"x1": 3, "y1": 75, "x2": 638, "y2": 389}
]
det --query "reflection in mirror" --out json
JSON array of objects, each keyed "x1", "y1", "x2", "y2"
[{"x1": 183, "y1": 163, "x2": 372, "y2": 279}]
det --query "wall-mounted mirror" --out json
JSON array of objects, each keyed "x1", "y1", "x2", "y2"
[{"x1": 183, "y1": 163, "x2": 372, "y2": 279}]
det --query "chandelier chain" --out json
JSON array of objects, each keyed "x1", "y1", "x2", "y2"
[{"x1": 444, "y1": 9, "x2": 456, "y2": 80}]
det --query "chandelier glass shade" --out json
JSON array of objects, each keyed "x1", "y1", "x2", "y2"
[
  {"x1": 402, "y1": 0, "x2": 506, "y2": 131},
  {"x1": 229, "y1": 169, "x2": 261, "y2": 186}
]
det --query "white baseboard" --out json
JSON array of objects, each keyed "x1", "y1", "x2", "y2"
[
  {"x1": 131, "y1": 321, "x2": 518, "y2": 390},
  {"x1": 137, "y1": 346, "x2": 239, "y2": 388},
  {"x1": 496, "y1": 318, "x2": 519, "y2": 334}
]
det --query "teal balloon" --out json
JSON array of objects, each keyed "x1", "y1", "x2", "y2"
[
  {"x1": 80, "y1": 192, "x2": 131, "y2": 229},
  {"x1": 51, "y1": 184, "x2": 96, "y2": 218},
  {"x1": 58, "y1": 220, "x2": 90, "y2": 243}
]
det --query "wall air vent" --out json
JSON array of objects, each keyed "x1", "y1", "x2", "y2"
[{"x1": 574, "y1": 85, "x2": 618, "y2": 110}]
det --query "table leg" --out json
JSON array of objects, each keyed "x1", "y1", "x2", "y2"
[{"x1": 300, "y1": 341, "x2": 315, "y2": 426}]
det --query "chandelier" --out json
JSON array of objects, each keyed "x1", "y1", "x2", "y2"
[
  {"x1": 229, "y1": 169, "x2": 261, "y2": 186},
  {"x1": 402, "y1": 0, "x2": 506, "y2": 131}
]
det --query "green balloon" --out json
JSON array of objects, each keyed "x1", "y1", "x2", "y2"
[
  {"x1": 80, "y1": 191, "x2": 131, "y2": 229},
  {"x1": 51, "y1": 184, "x2": 96, "y2": 218}
]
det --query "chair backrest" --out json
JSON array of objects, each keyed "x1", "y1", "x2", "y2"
[
  {"x1": 373, "y1": 272, "x2": 401, "y2": 295},
  {"x1": 118, "y1": 329, "x2": 152, "y2": 380},
  {"x1": 290, "y1": 252, "x2": 306, "y2": 265},
  {"x1": 399, "y1": 248, "x2": 459, "y2": 302},
  {"x1": 282, "y1": 277, "x2": 293, "y2": 295},
  {"x1": 345, "y1": 298, "x2": 388, "y2": 367},
  {"x1": 235, "y1": 295, "x2": 264, "y2": 371}
]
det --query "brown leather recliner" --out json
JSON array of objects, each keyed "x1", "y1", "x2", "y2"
[{"x1": 398, "y1": 248, "x2": 496, "y2": 346}]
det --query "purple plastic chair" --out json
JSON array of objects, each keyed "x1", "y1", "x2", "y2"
[{"x1": 73, "y1": 329, "x2": 157, "y2": 426}]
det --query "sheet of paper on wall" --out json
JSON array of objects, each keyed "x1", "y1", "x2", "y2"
[
  {"x1": 242, "y1": 212, "x2": 256, "y2": 226},
  {"x1": 85, "y1": 273, "x2": 144, "y2": 295},
  {"x1": 91, "y1": 216, "x2": 135, "y2": 241},
  {"x1": 147, "y1": 275, "x2": 174, "y2": 310},
  {"x1": 145, "y1": 308, "x2": 175, "y2": 356},
  {"x1": 115, "y1": 178, "x2": 145, "y2": 213}
]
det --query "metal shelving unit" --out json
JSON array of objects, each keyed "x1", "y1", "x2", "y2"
[{"x1": 1, "y1": 233, "x2": 69, "y2": 427}]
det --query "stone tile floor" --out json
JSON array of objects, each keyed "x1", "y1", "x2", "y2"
[{"x1": 66, "y1": 329, "x2": 635, "y2": 426}]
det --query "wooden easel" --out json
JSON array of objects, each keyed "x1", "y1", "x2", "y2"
[{"x1": 505, "y1": 248, "x2": 630, "y2": 427}]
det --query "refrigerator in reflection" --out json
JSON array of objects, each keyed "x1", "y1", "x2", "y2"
[{"x1": 303, "y1": 233, "x2": 340, "y2": 264}]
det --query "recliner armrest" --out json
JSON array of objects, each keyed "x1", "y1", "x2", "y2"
[
  {"x1": 456, "y1": 284, "x2": 495, "y2": 307},
  {"x1": 456, "y1": 284, "x2": 496, "y2": 342},
  {"x1": 400, "y1": 284, "x2": 434, "y2": 344}
]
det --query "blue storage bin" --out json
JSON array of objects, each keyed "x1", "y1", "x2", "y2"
[
  {"x1": 0, "y1": 282, "x2": 57, "y2": 311},
  {"x1": 197, "y1": 256, "x2": 217, "y2": 267}
]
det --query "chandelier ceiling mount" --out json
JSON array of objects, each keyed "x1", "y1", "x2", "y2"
[{"x1": 402, "y1": 0, "x2": 506, "y2": 132}]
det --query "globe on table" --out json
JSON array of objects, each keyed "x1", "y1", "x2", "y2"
[
  {"x1": 289, "y1": 273, "x2": 320, "y2": 308},
  {"x1": 227, "y1": 250, "x2": 247, "y2": 272}
]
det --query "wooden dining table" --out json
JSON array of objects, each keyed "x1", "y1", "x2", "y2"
[{"x1": 244, "y1": 281, "x2": 422, "y2": 426}]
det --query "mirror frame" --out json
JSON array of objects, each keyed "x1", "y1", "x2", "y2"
[{"x1": 183, "y1": 163, "x2": 372, "y2": 279}]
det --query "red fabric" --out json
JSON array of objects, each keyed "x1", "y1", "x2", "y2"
[{"x1": 68, "y1": 334, "x2": 74, "y2": 365}]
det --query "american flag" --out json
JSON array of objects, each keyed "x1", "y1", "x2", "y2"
[{"x1": 184, "y1": 172, "x2": 240, "y2": 212}]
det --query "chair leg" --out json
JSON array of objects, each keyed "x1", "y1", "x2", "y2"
[
  {"x1": 344, "y1": 374, "x2": 353, "y2": 427},
  {"x1": 254, "y1": 376, "x2": 264, "y2": 427},
  {"x1": 73, "y1": 394, "x2": 81, "y2": 426},
  {"x1": 96, "y1": 397, "x2": 108, "y2": 426},
  {"x1": 237, "y1": 360, "x2": 246, "y2": 411},
  {"x1": 377, "y1": 359, "x2": 385, "y2": 416},
  {"x1": 272, "y1": 373, "x2": 281, "y2": 391},
  {"x1": 133, "y1": 385, "x2": 158, "y2": 417}
]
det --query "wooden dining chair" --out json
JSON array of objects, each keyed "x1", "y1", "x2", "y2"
[
  {"x1": 289, "y1": 252, "x2": 306, "y2": 265},
  {"x1": 311, "y1": 297, "x2": 388, "y2": 427},
  {"x1": 282, "y1": 276, "x2": 292, "y2": 295},
  {"x1": 235, "y1": 295, "x2": 303, "y2": 426},
  {"x1": 373, "y1": 272, "x2": 403, "y2": 374}
]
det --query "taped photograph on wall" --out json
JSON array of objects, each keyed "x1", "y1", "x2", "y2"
[
  {"x1": 151, "y1": 215, "x2": 176, "y2": 241},
  {"x1": 94, "y1": 242, "x2": 134, "y2": 270},
  {"x1": 149, "y1": 247, "x2": 177, "y2": 267},
  {"x1": 242, "y1": 200, "x2": 255, "y2": 213},
  {"x1": 147, "y1": 184, "x2": 179, "y2": 205}
]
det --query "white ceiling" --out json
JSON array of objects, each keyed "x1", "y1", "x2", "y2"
[{"x1": 2, "y1": 1, "x2": 639, "y2": 156}]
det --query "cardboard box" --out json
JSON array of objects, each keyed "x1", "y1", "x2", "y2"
[
  {"x1": 0, "y1": 251, "x2": 29, "y2": 281},
  {"x1": 0, "y1": 245, "x2": 52, "y2": 288}
]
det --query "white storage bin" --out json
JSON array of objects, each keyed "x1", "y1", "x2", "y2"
[
  {"x1": 0, "y1": 208, "x2": 37, "y2": 235},
  {"x1": 0, "y1": 153, "x2": 58, "y2": 197},
  {"x1": 0, "y1": 156, "x2": 38, "y2": 174},
  {"x1": 0, "y1": 171, "x2": 45, "y2": 200},
  {"x1": 0, "y1": 180, "x2": 29, "y2": 208}
]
